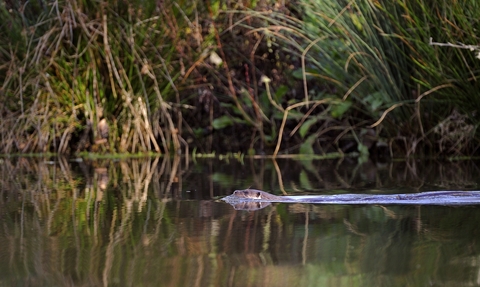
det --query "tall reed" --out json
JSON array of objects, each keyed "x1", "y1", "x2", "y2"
[
  {"x1": 0, "y1": 0, "x2": 200, "y2": 154},
  {"x1": 295, "y1": 0, "x2": 480, "y2": 155},
  {"x1": 2, "y1": 0, "x2": 480, "y2": 156}
]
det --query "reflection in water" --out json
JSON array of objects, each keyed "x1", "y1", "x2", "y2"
[
  {"x1": 0, "y1": 157, "x2": 480, "y2": 286},
  {"x1": 229, "y1": 201, "x2": 272, "y2": 210}
]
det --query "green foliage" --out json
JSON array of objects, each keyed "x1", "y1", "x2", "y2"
[
  {"x1": 0, "y1": 0, "x2": 204, "y2": 154},
  {"x1": 2, "y1": 0, "x2": 480, "y2": 157},
  {"x1": 212, "y1": 115, "x2": 247, "y2": 129},
  {"x1": 296, "y1": 0, "x2": 480, "y2": 156},
  {"x1": 300, "y1": 0, "x2": 409, "y2": 115},
  {"x1": 330, "y1": 100, "x2": 352, "y2": 118},
  {"x1": 299, "y1": 133, "x2": 317, "y2": 154},
  {"x1": 299, "y1": 116, "x2": 322, "y2": 139},
  {"x1": 299, "y1": 169, "x2": 314, "y2": 189}
]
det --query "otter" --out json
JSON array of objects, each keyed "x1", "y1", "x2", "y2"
[
  {"x1": 222, "y1": 189, "x2": 480, "y2": 210},
  {"x1": 233, "y1": 189, "x2": 294, "y2": 201}
]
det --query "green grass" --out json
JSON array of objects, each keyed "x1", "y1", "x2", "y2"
[
  {"x1": 293, "y1": 0, "x2": 480, "y2": 156},
  {"x1": 0, "y1": 0, "x2": 197, "y2": 154},
  {"x1": 1, "y1": 0, "x2": 480, "y2": 157}
]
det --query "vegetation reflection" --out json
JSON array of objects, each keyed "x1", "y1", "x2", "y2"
[{"x1": 1, "y1": 157, "x2": 480, "y2": 286}]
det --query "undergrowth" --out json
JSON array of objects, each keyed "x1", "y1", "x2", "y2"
[
  {"x1": 1, "y1": 0, "x2": 480, "y2": 157},
  {"x1": 294, "y1": 0, "x2": 480, "y2": 156},
  {"x1": 1, "y1": 0, "x2": 195, "y2": 154}
]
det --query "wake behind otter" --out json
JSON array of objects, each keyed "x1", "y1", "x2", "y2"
[{"x1": 222, "y1": 189, "x2": 480, "y2": 210}]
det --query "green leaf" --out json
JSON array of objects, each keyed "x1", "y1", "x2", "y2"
[
  {"x1": 299, "y1": 170, "x2": 314, "y2": 190},
  {"x1": 259, "y1": 91, "x2": 271, "y2": 114},
  {"x1": 272, "y1": 109, "x2": 304, "y2": 120},
  {"x1": 330, "y1": 101, "x2": 352, "y2": 118},
  {"x1": 299, "y1": 134, "x2": 317, "y2": 154},
  {"x1": 363, "y1": 92, "x2": 385, "y2": 112},
  {"x1": 212, "y1": 115, "x2": 234, "y2": 129},
  {"x1": 299, "y1": 159, "x2": 315, "y2": 173},
  {"x1": 274, "y1": 85, "x2": 289, "y2": 101},
  {"x1": 358, "y1": 142, "x2": 369, "y2": 156},
  {"x1": 211, "y1": 172, "x2": 234, "y2": 184},
  {"x1": 212, "y1": 114, "x2": 248, "y2": 130},
  {"x1": 210, "y1": 1, "x2": 220, "y2": 19},
  {"x1": 291, "y1": 68, "x2": 318, "y2": 80},
  {"x1": 299, "y1": 142, "x2": 314, "y2": 155},
  {"x1": 371, "y1": 99, "x2": 383, "y2": 111},
  {"x1": 350, "y1": 13, "x2": 363, "y2": 32},
  {"x1": 299, "y1": 117, "x2": 320, "y2": 138},
  {"x1": 357, "y1": 143, "x2": 369, "y2": 164},
  {"x1": 239, "y1": 88, "x2": 253, "y2": 108},
  {"x1": 264, "y1": 134, "x2": 274, "y2": 142},
  {"x1": 311, "y1": 91, "x2": 326, "y2": 101},
  {"x1": 292, "y1": 69, "x2": 303, "y2": 80},
  {"x1": 219, "y1": 102, "x2": 234, "y2": 109},
  {"x1": 193, "y1": 128, "x2": 204, "y2": 136}
]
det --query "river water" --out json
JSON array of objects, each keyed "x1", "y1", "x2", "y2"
[{"x1": 1, "y1": 157, "x2": 480, "y2": 286}]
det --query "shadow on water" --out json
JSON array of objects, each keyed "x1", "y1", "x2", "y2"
[{"x1": 1, "y1": 157, "x2": 480, "y2": 286}]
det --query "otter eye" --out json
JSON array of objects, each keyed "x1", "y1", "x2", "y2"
[{"x1": 256, "y1": 192, "x2": 261, "y2": 198}]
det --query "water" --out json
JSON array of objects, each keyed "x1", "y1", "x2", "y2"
[{"x1": 1, "y1": 157, "x2": 480, "y2": 286}]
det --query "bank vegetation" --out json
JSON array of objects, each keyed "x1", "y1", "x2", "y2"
[{"x1": 1, "y1": 0, "x2": 479, "y2": 158}]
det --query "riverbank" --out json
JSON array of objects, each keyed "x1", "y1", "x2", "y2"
[{"x1": 1, "y1": 0, "x2": 479, "y2": 157}]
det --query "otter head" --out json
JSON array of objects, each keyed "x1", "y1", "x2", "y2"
[{"x1": 233, "y1": 189, "x2": 263, "y2": 199}]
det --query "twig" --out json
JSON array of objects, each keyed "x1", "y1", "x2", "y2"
[
  {"x1": 261, "y1": 75, "x2": 284, "y2": 112},
  {"x1": 102, "y1": 12, "x2": 118, "y2": 100},
  {"x1": 302, "y1": 37, "x2": 325, "y2": 104},
  {"x1": 207, "y1": 4, "x2": 259, "y2": 131},
  {"x1": 328, "y1": 0, "x2": 355, "y2": 27},
  {"x1": 272, "y1": 159, "x2": 287, "y2": 195},
  {"x1": 429, "y1": 37, "x2": 480, "y2": 51},
  {"x1": 343, "y1": 75, "x2": 367, "y2": 101},
  {"x1": 415, "y1": 83, "x2": 454, "y2": 103},
  {"x1": 289, "y1": 101, "x2": 323, "y2": 137},
  {"x1": 369, "y1": 103, "x2": 403, "y2": 128},
  {"x1": 273, "y1": 100, "x2": 328, "y2": 157}
]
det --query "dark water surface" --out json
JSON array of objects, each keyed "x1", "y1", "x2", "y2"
[{"x1": 1, "y1": 157, "x2": 480, "y2": 286}]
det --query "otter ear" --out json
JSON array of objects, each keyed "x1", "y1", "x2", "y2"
[{"x1": 256, "y1": 191, "x2": 261, "y2": 198}]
